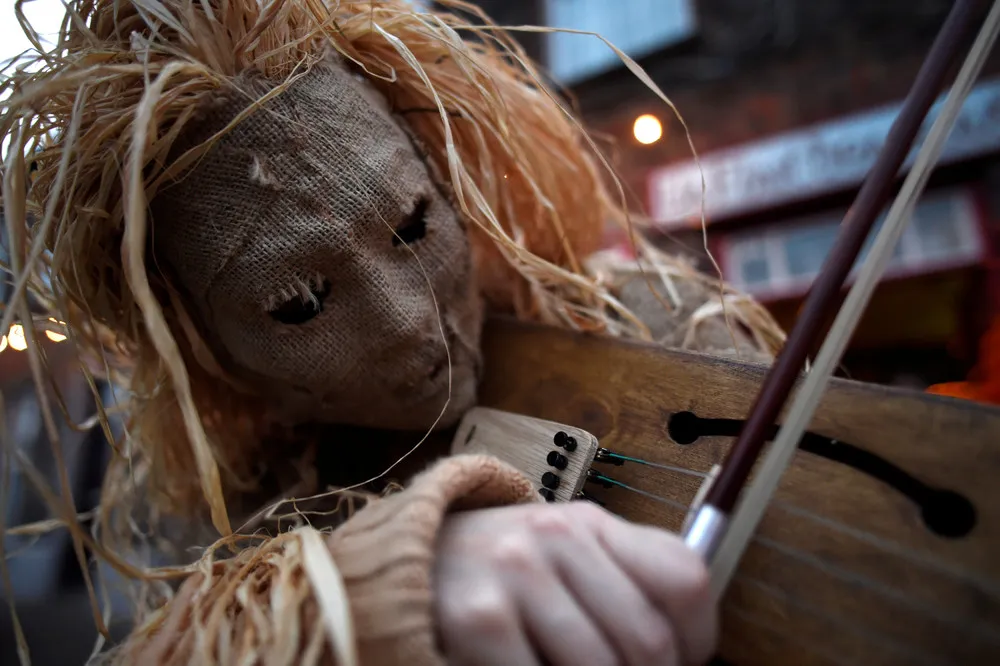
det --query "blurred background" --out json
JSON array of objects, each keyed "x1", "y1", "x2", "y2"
[
  {"x1": 3, "y1": 0, "x2": 1000, "y2": 663},
  {"x1": 473, "y1": 0, "x2": 1000, "y2": 389}
]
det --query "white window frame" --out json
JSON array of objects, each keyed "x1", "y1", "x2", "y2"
[{"x1": 718, "y1": 187, "x2": 985, "y2": 301}]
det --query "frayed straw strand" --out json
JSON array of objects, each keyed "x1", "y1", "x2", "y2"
[
  {"x1": 123, "y1": 59, "x2": 232, "y2": 536},
  {"x1": 1, "y1": 2, "x2": 785, "y2": 660},
  {"x1": 0, "y1": 392, "x2": 32, "y2": 665}
]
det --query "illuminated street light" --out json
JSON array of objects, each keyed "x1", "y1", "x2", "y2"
[{"x1": 633, "y1": 114, "x2": 662, "y2": 145}]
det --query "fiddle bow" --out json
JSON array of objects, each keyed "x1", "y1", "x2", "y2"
[{"x1": 452, "y1": 0, "x2": 1000, "y2": 663}]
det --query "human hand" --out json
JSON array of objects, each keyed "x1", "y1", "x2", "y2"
[{"x1": 432, "y1": 501, "x2": 718, "y2": 666}]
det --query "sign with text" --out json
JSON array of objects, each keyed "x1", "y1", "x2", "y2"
[{"x1": 648, "y1": 78, "x2": 1000, "y2": 228}]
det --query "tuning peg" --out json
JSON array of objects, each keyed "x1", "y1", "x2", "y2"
[
  {"x1": 547, "y1": 450, "x2": 569, "y2": 470},
  {"x1": 554, "y1": 431, "x2": 578, "y2": 451}
]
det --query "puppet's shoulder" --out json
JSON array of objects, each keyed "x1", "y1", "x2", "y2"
[{"x1": 586, "y1": 249, "x2": 779, "y2": 364}]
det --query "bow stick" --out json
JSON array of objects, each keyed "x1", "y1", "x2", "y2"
[
  {"x1": 708, "y1": 0, "x2": 1000, "y2": 600},
  {"x1": 682, "y1": 0, "x2": 1000, "y2": 586}
]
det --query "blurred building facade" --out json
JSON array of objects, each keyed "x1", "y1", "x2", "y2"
[
  {"x1": 1, "y1": 2, "x2": 998, "y2": 661},
  {"x1": 460, "y1": 0, "x2": 1000, "y2": 387}
]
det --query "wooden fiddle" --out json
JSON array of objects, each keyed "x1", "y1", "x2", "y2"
[
  {"x1": 439, "y1": 4, "x2": 1000, "y2": 663},
  {"x1": 453, "y1": 318, "x2": 1000, "y2": 666}
]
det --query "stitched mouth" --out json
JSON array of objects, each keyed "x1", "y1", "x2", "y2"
[{"x1": 428, "y1": 329, "x2": 458, "y2": 381}]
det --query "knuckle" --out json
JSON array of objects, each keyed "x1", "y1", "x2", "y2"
[
  {"x1": 579, "y1": 641, "x2": 620, "y2": 666},
  {"x1": 442, "y1": 583, "x2": 514, "y2": 638},
  {"x1": 679, "y1": 558, "x2": 713, "y2": 608},
  {"x1": 655, "y1": 528, "x2": 713, "y2": 607},
  {"x1": 569, "y1": 499, "x2": 612, "y2": 526},
  {"x1": 548, "y1": 622, "x2": 618, "y2": 666},
  {"x1": 490, "y1": 531, "x2": 541, "y2": 573},
  {"x1": 634, "y1": 620, "x2": 677, "y2": 663},
  {"x1": 524, "y1": 504, "x2": 576, "y2": 538}
]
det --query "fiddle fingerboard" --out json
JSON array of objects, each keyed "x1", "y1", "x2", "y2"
[{"x1": 451, "y1": 407, "x2": 598, "y2": 503}]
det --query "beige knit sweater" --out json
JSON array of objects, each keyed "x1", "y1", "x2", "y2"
[
  {"x1": 116, "y1": 454, "x2": 538, "y2": 665},
  {"x1": 111, "y1": 267, "x2": 775, "y2": 665}
]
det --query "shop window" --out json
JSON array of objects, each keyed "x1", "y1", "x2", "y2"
[
  {"x1": 738, "y1": 239, "x2": 771, "y2": 288},
  {"x1": 785, "y1": 224, "x2": 839, "y2": 278},
  {"x1": 912, "y1": 196, "x2": 965, "y2": 258},
  {"x1": 721, "y1": 188, "x2": 983, "y2": 300}
]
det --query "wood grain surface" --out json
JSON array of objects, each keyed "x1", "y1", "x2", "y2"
[
  {"x1": 450, "y1": 407, "x2": 597, "y2": 502},
  {"x1": 475, "y1": 317, "x2": 1000, "y2": 666}
]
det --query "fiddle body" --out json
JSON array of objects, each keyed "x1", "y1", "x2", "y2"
[{"x1": 462, "y1": 318, "x2": 1000, "y2": 666}]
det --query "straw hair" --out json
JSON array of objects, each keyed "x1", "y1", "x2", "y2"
[
  {"x1": 94, "y1": 528, "x2": 353, "y2": 666},
  {"x1": 1, "y1": 1, "x2": 788, "y2": 660},
  {"x1": 1, "y1": 0, "x2": 783, "y2": 561},
  {"x1": 1, "y1": 0, "x2": 646, "y2": 532}
]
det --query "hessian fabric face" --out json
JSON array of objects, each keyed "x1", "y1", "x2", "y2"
[{"x1": 151, "y1": 57, "x2": 483, "y2": 431}]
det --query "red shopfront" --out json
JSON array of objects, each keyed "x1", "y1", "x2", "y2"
[{"x1": 644, "y1": 78, "x2": 1000, "y2": 387}]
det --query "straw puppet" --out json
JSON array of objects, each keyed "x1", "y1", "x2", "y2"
[{"x1": 0, "y1": 1, "x2": 783, "y2": 663}]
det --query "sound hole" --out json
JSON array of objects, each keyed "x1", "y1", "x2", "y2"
[{"x1": 666, "y1": 411, "x2": 977, "y2": 538}]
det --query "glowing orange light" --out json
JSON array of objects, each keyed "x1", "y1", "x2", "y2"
[
  {"x1": 8, "y1": 325, "x2": 27, "y2": 351},
  {"x1": 633, "y1": 114, "x2": 662, "y2": 145},
  {"x1": 927, "y1": 315, "x2": 1000, "y2": 407}
]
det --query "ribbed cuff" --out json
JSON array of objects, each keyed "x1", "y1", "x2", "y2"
[{"x1": 326, "y1": 454, "x2": 538, "y2": 665}]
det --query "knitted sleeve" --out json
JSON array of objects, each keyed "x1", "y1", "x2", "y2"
[{"x1": 112, "y1": 454, "x2": 537, "y2": 666}]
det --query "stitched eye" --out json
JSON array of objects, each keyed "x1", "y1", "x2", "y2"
[
  {"x1": 269, "y1": 278, "x2": 331, "y2": 325},
  {"x1": 392, "y1": 196, "x2": 429, "y2": 247}
]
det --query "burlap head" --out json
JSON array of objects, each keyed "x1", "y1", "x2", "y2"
[{"x1": 150, "y1": 56, "x2": 483, "y2": 430}]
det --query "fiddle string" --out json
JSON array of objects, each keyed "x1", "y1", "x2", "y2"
[
  {"x1": 592, "y1": 477, "x2": 1000, "y2": 660},
  {"x1": 592, "y1": 450, "x2": 1000, "y2": 598},
  {"x1": 752, "y1": 535, "x2": 1000, "y2": 644},
  {"x1": 594, "y1": 451, "x2": 697, "y2": 477},
  {"x1": 585, "y1": 454, "x2": 1000, "y2": 650},
  {"x1": 586, "y1": 472, "x2": 687, "y2": 511},
  {"x1": 774, "y1": 501, "x2": 1000, "y2": 599}
]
